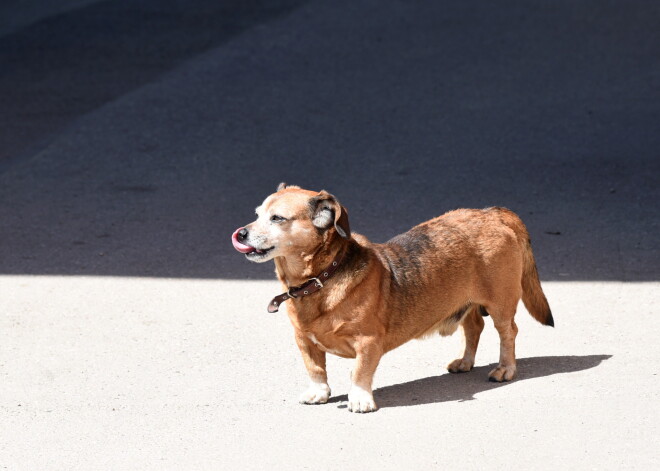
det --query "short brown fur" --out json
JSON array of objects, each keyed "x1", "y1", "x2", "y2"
[{"x1": 238, "y1": 185, "x2": 553, "y2": 412}]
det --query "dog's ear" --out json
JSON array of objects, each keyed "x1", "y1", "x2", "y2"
[
  {"x1": 276, "y1": 182, "x2": 300, "y2": 192},
  {"x1": 310, "y1": 191, "x2": 351, "y2": 239}
]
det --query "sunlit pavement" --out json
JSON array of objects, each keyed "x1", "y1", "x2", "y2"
[{"x1": 1, "y1": 277, "x2": 658, "y2": 469}]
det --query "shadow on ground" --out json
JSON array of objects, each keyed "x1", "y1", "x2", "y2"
[
  {"x1": 328, "y1": 355, "x2": 612, "y2": 409},
  {"x1": 0, "y1": 0, "x2": 307, "y2": 171}
]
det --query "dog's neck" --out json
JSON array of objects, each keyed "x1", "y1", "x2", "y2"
[{"x1": 274, "y1": 235, "x2": 346, "y2": 288}]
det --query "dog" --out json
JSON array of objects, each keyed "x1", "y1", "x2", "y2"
[{"x1": 231, "y1": 183, "x2": 553, "y2": 413}]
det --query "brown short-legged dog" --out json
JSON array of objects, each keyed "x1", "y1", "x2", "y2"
[{"x1": 232, "y1": 183, "x2": 553, "y2": 413}]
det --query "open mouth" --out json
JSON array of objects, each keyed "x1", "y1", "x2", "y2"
[
  {"x1": 244, "y1": 246, "x2": 275, "y2": 258},
  {"x1": 231, "y1": 228, "x2": 274, "y2": 258}
]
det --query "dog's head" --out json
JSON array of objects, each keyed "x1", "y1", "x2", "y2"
[{"x1": 231, "y1": 183, "x2": 351, "y2": 263}]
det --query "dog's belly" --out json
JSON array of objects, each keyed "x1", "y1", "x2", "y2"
[
  {"x1": 415, "y1": 315, "x2": 463, "y2": 339},
  {"x1": 404, "y1": 301, "x2": 474, "y2": 342}
]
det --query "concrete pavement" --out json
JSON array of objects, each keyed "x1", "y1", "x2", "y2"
[
  {"x1": 1, "y1": 277, "x2": 657, "y2": 469},
  {"x1": 1, "y1": 0, "x2": 658, "y2": 469}
]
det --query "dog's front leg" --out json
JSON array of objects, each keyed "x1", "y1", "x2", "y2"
[
  {"x1": 294, "y1": 330, "x2": 331, "y2": 404},
  {"x1": 348, "y1": 339, "x2": 383, "y2": 413}
]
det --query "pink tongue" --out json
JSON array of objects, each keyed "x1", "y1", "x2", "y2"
[{"x1": 232, "y1": 228, "x2": 256, "y2": 254}]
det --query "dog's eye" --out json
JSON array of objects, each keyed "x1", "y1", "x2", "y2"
[{"x1": 270, "y1": 215, "x2": 286, "y2": 222}]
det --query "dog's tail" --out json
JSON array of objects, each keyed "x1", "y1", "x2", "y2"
[
  {"x1": 520, "y1": 236, "x2": 554, "y2": 327},
  {"x1": 495, "y1": 208, "x2": 554, "y2": 327}
]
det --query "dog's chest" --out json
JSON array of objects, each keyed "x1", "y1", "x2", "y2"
[{"x1": 307, "y1": 332, "x2": 352, "y2": 358}]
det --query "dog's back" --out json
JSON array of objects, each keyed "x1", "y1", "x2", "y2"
[{"x1": 373, "y1": 207, "x2": 552, "y2": 338}]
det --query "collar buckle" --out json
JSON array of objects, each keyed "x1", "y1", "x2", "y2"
[
  {"x1": 309, "y1": 277, "x2": 324, "y2": 289},
  {"x1": 267, "y1": 251, "x2": 345, "y2": 313}
]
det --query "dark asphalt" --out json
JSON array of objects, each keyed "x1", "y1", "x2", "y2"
[
  {"x1": 0, "y1": 0, "x2": 306, "y2": 170},
  {"x1": 0, "y1": 0, "x2": 658, "y2": 280}
]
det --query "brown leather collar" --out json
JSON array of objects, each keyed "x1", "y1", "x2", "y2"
[{"x1": 268, "y1": 252, "x2": 344, "y2": 313}]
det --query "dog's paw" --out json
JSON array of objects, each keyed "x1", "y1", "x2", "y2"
[
  {"x1": 299, "y1": 382, "x2": 331, "y2": 404},
  {"x1": 348, "y1": 386, "x2": 378, "y2": 413},
  {"x1": 488, "y1": 365, "x2": 516, "y2": 382},
  {"x1": 447, "y1": 358, "x2": 474, "y2": 373}
]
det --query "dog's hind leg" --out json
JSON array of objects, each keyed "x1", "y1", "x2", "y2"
[
  {"x1": 447, "y1": 305, "x2": 485, "y2": 373},
  {"x1": 486, "y1": 303, "x2": 519, "y2": 382}
]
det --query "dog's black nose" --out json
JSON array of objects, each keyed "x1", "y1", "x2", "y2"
[{"x1": 237, "y1": 228, "x2": 248, "y2": 242}]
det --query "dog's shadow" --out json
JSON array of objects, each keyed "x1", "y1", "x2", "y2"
[{"x1": 328, "y1": 355, "x2": 611, "y2": 409}]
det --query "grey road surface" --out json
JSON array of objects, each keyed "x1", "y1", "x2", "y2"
[{"x1": 1, "y1": 0, "x2": 658, "y2": 469}]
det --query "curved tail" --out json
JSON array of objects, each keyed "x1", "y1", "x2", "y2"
[{"x1": 494, "y1": 207, "x2": 554, "y2": 327}]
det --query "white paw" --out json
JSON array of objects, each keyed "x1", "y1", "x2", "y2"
[
  {"x1": 348, "y1": 385, "x2": 377, "y2": 413},
  {"x1": 299, "y1": 382, "x2": 331, "y2": 404}
]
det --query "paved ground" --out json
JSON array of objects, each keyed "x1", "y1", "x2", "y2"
[{"x1": 1, "y1": 0, "x2": 658, "y2": 469}]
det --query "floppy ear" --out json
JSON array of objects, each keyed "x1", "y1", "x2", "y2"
[{"x1": 310, "y1": 191, "x2": 351, "y2": 239}]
